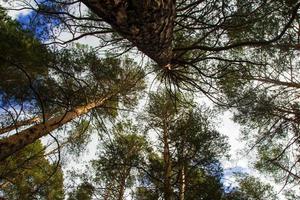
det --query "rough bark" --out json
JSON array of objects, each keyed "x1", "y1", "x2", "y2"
[
  {"x1": 0, "y1": 94, "x2": 113, "y2": 161},
  {"x1": 81, "y1": 0, "x2": 176, "y2": 67}
]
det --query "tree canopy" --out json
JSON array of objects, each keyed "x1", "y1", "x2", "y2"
[{"x1": 1, "y1": 1, "x2": 300, "y2": 199}]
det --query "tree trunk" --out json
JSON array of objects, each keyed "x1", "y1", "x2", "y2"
[
  {"x1": 179, "y1": 165, "x2": 185, "y2": 200},
  {"x1": 178, "y1": 133, "x2": 186, "y2": 200},
  {"x1": 0, "y1": 94, "x2": 113, "y2": 161},
  {"x1": 103, "y1": 181, "x2": 113, "y2": 200},
  {"x1": 118, "y1": 177, "x2": 126, "y2": 200},
  {"x1": 0, "y1": 117, "x2": 40, "y2": 135},
  {"x1": 118, "y1": 168, "x2": 130, "y2": 200},
  {"x1": 251, "y1": 77, "x2": 300, "y2": 89},
  {"x1": 81, "y1": 0, "x2": 176, "y2": 67},
  {"x1": 163, "y1": 120, "x2": 172, "y2": 200}
]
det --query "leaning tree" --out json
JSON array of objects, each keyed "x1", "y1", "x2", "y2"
[{"x1": 0, "y1": 10, "x2": 145, "y2": 161}]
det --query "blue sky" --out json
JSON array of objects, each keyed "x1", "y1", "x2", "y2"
[{"x1": 17, "y1": 0, "x2": 61, "y2": 41}]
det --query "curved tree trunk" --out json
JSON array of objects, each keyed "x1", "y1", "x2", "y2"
[
  {"x1": 81, "y1": 0, "x2": 176, "y2": 67},
  {"x1": 0, "y1": 94, "x2": 113, "y2": 161}
]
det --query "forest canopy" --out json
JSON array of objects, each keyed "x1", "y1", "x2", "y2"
[{"x1": 1, "y1": 0, "x2": 300, "y2": 199}]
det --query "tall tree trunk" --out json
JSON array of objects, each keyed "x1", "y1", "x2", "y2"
[
  {"x1": 179, "y1": 165, "x2": 185, "y2": 200},
  {"x1": 81, "y1": 0, "x2": 176, "y2": 67},
  {"x1": 0, "y1": 94, "x2": 113, "y2": 161},
  {"x1": 163, "y1": 120, "x2": 172, "y2": 200}
]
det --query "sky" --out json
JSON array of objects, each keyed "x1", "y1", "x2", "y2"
[{"x1": 0, "y1": 1, "x2": 290, "y2": 199}]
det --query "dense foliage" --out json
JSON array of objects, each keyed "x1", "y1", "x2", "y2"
[{"x1": 1, "y1": 0, "x2": 300, "y2": 199}]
